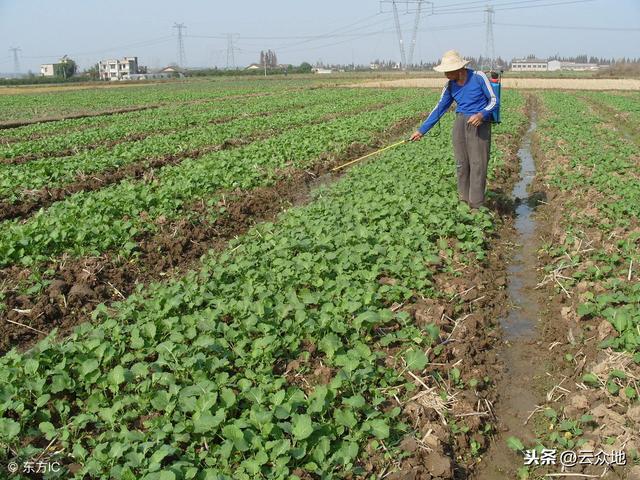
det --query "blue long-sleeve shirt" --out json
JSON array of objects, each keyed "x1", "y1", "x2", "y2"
[{"x1": 418, "y1": 68, "x2": 499, "y2": 135}]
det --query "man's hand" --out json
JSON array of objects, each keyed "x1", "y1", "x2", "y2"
[
  {"x1": 467, "y1": 113, "x2": 484, "y2": 127},
  {"x1": 410, "y1": 131, "x2": 423, "y2": 142}
]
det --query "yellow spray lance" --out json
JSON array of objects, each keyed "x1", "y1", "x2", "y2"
[{"x1": 331, "y1": 139, "x2": 408, "y2": 172}]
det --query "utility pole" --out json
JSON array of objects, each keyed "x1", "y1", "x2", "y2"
[
  {"x1": 173, "y1": 23, "x2": 187, "y2": 67},
  {"x1": 9, "y1": 47, "x2": 21, "y2": 75},
  {"x1": 484, "y1": 6, "x2": 495, "y2": 71}
]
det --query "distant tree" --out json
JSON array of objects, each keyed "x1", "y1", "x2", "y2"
[
  {"x1": 259, "y1": 50, "x2": 278, "y2": 68},
  {"x1": 298, "y1": 62, "x2": 312, "y2": 73},
  {"x1": 84, "y1": 63, "x2": 99, "y2": 80},
  {"x1": 54, "y1": 56, "x2": 77, "y2": 79}
]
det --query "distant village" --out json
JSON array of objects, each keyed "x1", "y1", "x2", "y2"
[
  {"x1": 39, "y1": 56, "x2": 184, "y2": 81},
  {"x1": 13, "y1": 52, "x2": 637, "y2": 82}
]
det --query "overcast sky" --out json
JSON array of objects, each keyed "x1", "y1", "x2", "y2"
[{"x1": 1, "y1": 0, "x2": 638, "y2": 73}]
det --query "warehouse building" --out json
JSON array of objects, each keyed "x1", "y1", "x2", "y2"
[{"x1": 511, "y1": 59, "x2": 549, "y2": 72}]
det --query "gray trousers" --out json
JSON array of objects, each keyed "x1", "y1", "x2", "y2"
[{"x1": 452, "y1": 113, "x2": 491, "y2": 208}]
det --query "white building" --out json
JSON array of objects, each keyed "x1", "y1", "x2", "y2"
[
  {"x1": 548, "y1": 60, "x2": 600, "y2": 71},
  {"x1": 123, "y1": 72, "x2": 183, "y2": 81},
  {"x1": 98, "y1": 57, "x2": 139, "y2": 81},
  {"x1": 511, "y1": 59, "x2": 548, "y2": 72},
  {"x1": 40, "y1": 64, "x2": 56, "y2": 76}
]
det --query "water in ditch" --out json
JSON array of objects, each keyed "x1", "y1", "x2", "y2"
[{"x1": 475, "y1": 112, "x2": 547, "y2": 479}]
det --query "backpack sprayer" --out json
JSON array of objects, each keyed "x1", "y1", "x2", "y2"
[
  {"x1": 487, "y1": 69, "x2": 503, "y2": 124},
  {"x1": 331, "y1": 70, "x2": 503, "y2": 172}
]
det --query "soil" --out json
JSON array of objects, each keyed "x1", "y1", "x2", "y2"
[{"x1": 0, "y1": 114, "x2": 424, "y2": 355}]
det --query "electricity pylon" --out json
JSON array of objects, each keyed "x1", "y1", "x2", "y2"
[{"x1": 173, "y1": 23, "x2": 187, "y2": 67}]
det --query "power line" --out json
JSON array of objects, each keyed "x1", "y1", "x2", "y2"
[
  {"x1": 185, "y1": 16, "x2": 391, "y2": 42},
  {"x1": 22, "y1": 36, "x2": 174, "y2": 60},
  {"x1": 428, "y1": 0, "x2": 594, "y2": 15},
  {"x1": 173, "y1": 23, "x2": 187, "y2": 67},
  {"x1": 430, "y1": 0, "x2": 568, "y2": 12},
  {"x1": 495, "y1": 22, "x2": 640, "y2": 31},
  {"x1": 271, "y1": 22, "x2": 480, "y2": 56}
]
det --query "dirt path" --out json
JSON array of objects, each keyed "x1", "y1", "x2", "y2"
[{"x1": 350, "y1": 78, "x2": 640, "y2": 91}]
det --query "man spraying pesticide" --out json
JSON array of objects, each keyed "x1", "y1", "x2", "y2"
[
  {"x1": 411, "y1": 50, "x2": 500, "y2": 210},
  {"x1": 332, "y1": 50, "x2": 501, "y2": 197}
]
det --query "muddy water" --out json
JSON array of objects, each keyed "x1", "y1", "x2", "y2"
[{"x1": 475, "y1": 113, "x2": 547, "y2": 479}]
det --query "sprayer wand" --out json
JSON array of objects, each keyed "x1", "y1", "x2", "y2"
[{"x1": 331, "y1": 139, "x2": 408, "y2": 172}]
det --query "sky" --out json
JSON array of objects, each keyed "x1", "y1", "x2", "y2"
[{"x1": 0, "y1": 0, "x2": 639, "y2": 73}]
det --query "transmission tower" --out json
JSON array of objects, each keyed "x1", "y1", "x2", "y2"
[
  {"x1": 391, "y1": 1, "x2": 407, "y2": 70},
  {"x1": 226, "y1": 34, "x2": 239, "y2": 69},
  {"x1": 173, "y1": 23, "x2": 187, "y2": 67},
  {"x1": 484, "y1": 6, "x2": 495, "y2": 71},
  {"x1": 381, "y1": 1, "x2": 431, "y2": 71},
  {"x1": 408, "y1": 1, "x2": 432, "y2": 68},
  {"x1": 9, "y1": 47, "x2": 21, "y2": 75}
]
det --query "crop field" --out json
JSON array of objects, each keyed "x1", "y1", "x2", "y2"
[{"x1": 0, "y1": 77, "x2": 638, "y2": 480}]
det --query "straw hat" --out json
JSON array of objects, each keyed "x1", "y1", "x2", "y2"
[{"x1": 433, "y1": 50, "x2": 470, "y2": 72}]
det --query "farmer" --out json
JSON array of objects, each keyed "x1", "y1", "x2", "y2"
[{"x1": 410, "y1": 50, "x2": 499, "y2": 209}]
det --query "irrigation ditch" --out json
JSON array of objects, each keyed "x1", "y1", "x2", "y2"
[
  {"x1": 472, "y1": 93, "x2": 637, "y2": 479},
  {"x1": 473, "y1": 104, "x2": 549, "y2": 479}
]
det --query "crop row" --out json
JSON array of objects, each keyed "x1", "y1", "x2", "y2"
[
  {"x1": 0, "y1": 78, "x2": 319, "y2": 123},
  {"x1": 0, "y1": 92, "x2": 435, "y2": 267},
  {"x1": 581, "y1": 91, "x2": 640, "y2": 125},
  {"x1": 0, "y1": 91, "x2": 527, "y2": 478},
  {"x1": 0, "y1": 91, "x2": 282, "y2": 158},
  {"x1": 537, "y1": 92, "x2": 640, "y2": 354},
  {"x1": 0, "y1": 89, "x2": 412, "y2": 202},
  {"x1": 0, "y1": 90, "x2": 271, "y2": 144},
  {"x1": 0, "y1": 88, "x2": 401, "y2": 160}
]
